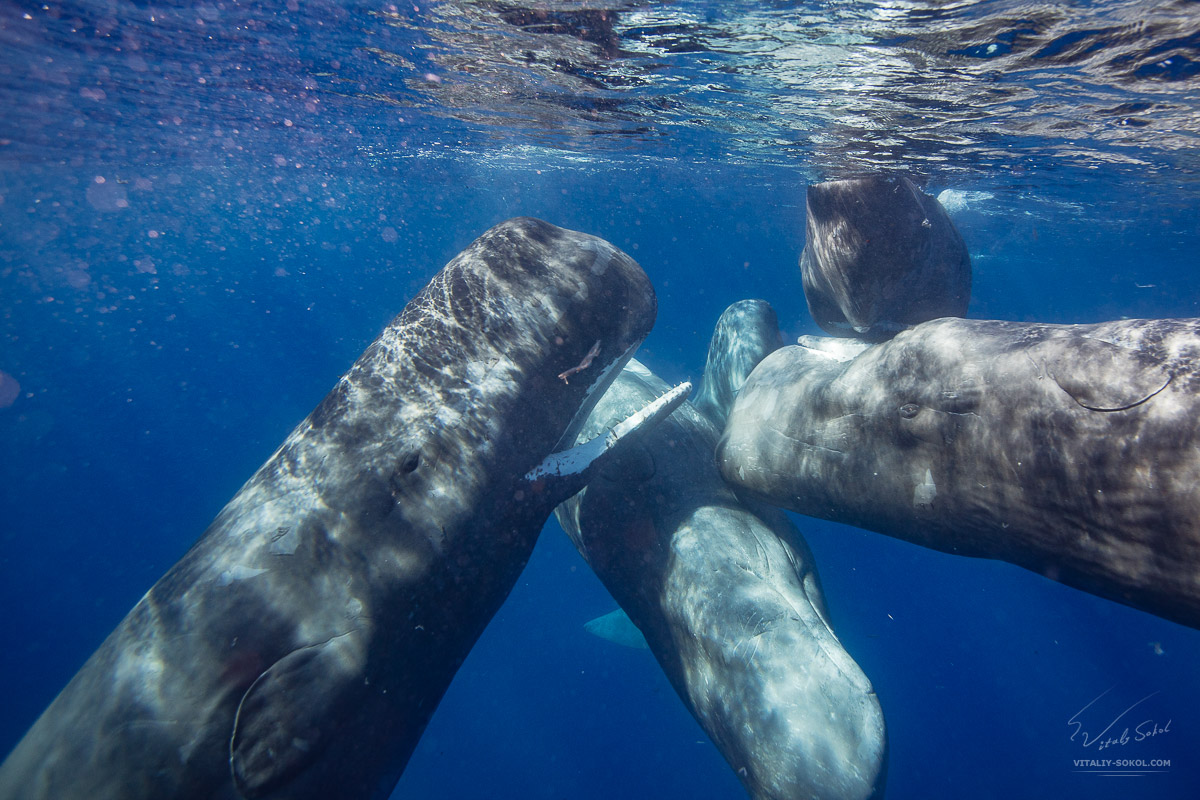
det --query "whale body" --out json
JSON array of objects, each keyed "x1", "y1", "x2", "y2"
[
  {"x1": 556, "y1": 301, "x2": 887, "y2": 800},
  {"x1": 0, "y1": 217, "x2": 690, "y2": 800},
  {"x1": 719, "y1": 316, "x2": 1200, "y2": 630}
]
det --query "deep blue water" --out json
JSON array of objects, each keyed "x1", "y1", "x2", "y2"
[{"x1": 3, "y1": 2, "x2": 1200, "y2": 798}]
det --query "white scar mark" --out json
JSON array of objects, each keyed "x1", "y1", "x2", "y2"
[
  {"x1": 913, "y1": 468, "x2": 936, "y2": 508},
  {"x1": 216, "y1": 564, "x2": 268, "y2": 586}
]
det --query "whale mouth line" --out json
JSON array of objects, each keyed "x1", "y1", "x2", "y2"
[{"x1": 549, "y1": 340, "x2": 642, "y2": 455}]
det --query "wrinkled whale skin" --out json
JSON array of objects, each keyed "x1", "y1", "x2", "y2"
[
  {"x1": 800, "y1": 175, "x2": 970, "y2": 340},
  {"x1": 0, "y1": 218, "x2": 675, "y2": 800},
  {"x1": 719, "y1": 316, "x2": 1200, "y2": 630},
  {"x1": 556, "y1": 300, "x2": 887, "y2": 800}
]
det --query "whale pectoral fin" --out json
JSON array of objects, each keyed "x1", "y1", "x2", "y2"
[
  {"x1": 524, "y1": 381, "x2": 692, "y2": 499},
  {"x1": 230, "y1": 632, "x2": 364, "y2": 798},
  {"x1": 1035, "y1": 337, "x2": 1172, "y2": 411}
]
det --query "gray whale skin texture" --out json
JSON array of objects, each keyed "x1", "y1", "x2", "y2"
[
  {"x1": 718, "y1": 316, "x2": 1200, "y2": 630},
  {"x1": 800, "y1": 175, "x2": 970, "y2": 340},
  {"x1": 557, "y1": 300, "x2": 887, "y2": 800},
  {"x1": 0, "y1": 218, "x2": 691, "y2": 800}
]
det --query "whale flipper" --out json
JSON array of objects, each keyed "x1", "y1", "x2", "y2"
[{"x1": 230, "y1": 631, "x2": 366, "y2": 797}]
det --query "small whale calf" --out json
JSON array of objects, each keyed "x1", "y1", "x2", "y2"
[
  {"x1": 719, "y1": 316, "x2": 1200, "y2": 630},
  {"x1": 557, "y1": 301, "x2": 887, "y2": 800},
  {"x1": 0, "y1": 218, "x2": 689, "y2": 800}
]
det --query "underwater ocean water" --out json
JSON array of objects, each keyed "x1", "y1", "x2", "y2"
[{"x1": 2, "y1": 0, "x2": 1200, "y2": 797}]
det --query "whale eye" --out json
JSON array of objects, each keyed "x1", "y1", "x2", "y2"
[
  {"x1": 898, "y1": 403, "x2": 920, "y2": 419},
  {"x1": 389, "y1": 448, "x2": 422, "y2": 496}
]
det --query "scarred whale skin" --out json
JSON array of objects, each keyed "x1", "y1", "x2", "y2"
[
  {"x1": 0, "y1": 218, "x2": 688, "y2": 800},
  {"x1": 556, "y1": 301, "x2": 887, "y2": 800},
  {"x1": 718, "y1": 316, "x2": 1200, "y2": 630},
  {"x1": 800, "y1": 175, "x2": 970, "y2": 340}
]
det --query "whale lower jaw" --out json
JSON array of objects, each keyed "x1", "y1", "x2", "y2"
[
  {"x1": 525, "y1": 381, "x2": 692, "y2": 482},
  {"x1": 549, "y1": 340, "x2": 641, "y2": 456}
]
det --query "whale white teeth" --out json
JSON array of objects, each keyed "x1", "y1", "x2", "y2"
[{"x1": 525, "y1": 382, "x2": 692, "y2": 482}]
